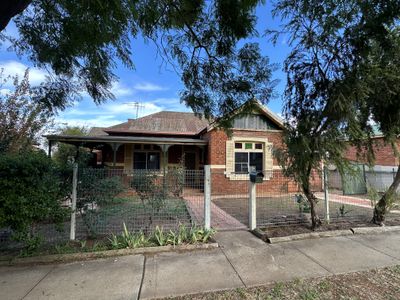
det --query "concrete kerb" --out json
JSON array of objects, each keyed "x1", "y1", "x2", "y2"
[
  {"x1": 351, "y1": 225, "x2": 400, "y2": 235},
  {"x1": 0, "y1": 242, "x2": 219, "y2": 267},
  {"x1": 253, "y1": 225, "x2": 400, "y2": 244}
]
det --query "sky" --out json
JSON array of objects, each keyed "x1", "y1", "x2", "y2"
[{"x1": 0, "y1": 2, "x2": 290, "y2": 130}]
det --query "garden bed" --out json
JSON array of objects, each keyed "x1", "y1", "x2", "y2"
[
  {"x1": 0, "y1": 241, "x2": 219, "y2": 267},
  {"x1": 0, "y1": 223, "x2": 216, "y2": 263},
  {"x1": 254, "y1": 218, "x2": 400, "y2": 243}
]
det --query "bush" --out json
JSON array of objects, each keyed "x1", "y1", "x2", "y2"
[
  {"x1": 77, "y1": 169, "x2": 125, "y2": 236},
  {"x1": 130, "y1": 171, "x2": 165, "y2": 212},
  {"x1": 167, "y1": 166, "x2": 185, "y2": 197},
  {"x1": 0, "y1": 151, "x2": 70, "y2": 246}
]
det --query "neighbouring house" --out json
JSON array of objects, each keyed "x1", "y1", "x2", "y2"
[
  {"x1": 328, "y1": 133, "x2": 400, "y2": 195},
  {"x1": 345, "y1": 134, "x2": 400, "y2": 169},
  {"x1": 46, "y1": 100, "x2": 310, "y2": 194}
]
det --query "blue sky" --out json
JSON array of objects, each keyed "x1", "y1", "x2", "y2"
[{"x1": 0, "y1": 2, "x2": 290, "y2": 129}]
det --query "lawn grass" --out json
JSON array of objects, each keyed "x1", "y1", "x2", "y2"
[
  {"x1": 78, "y1": 195, "x2": 192, "y2": 236},
  {"x1": 168, "y1": 265, "x2": 400, "y2": 300}
]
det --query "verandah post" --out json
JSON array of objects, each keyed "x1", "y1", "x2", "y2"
[
  {"x1": 204, "y1": 165, "x2": 211, "y2": 230},
  {"x1": 70, "y1": 162, "x2": 78, "y2": 240}
]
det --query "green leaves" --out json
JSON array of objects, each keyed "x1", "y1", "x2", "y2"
[
  {"x1": 108, "y1": 223, "x2": 216, "y2": 249},
  {"x1": 3, "y1": 0, "x2": 270, "y2": 118},
  {"x1": 0, "y1": 151, "x2": 70, "y2": 243}
]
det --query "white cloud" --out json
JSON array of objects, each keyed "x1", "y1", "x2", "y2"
[
  {"x1": 152, "y1": 97, "x2": 191, "y2": 112},
  {"x1": 0, "y1": 60, "x2": 49, "y2": 85},
  {"x1": 55, "y1": 115, "x2": 124, "y2": 129},
  {"x1": 133, "y1": 82, "x2": 167, "y2": 92},
  {"x1": 110, "y1": 81, "x2": 135, "y2": 97},
  {"x1": 0, "y1": 88, "x2": 11, "y2": 96}
]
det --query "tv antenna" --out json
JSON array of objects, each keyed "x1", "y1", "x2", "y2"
[{"x1": 123, "y1": 101, "x2": 145, "y2": 119}]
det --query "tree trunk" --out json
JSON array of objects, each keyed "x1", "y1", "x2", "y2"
[
  {"x1": 0, "y1": 0, "x2": 31, "y2": 32},
  {"x1": 303, "y1": 187, "x2": 322, "y2": 230},
  {"x1": 372, "y1": 163, "x2": 400, "y2": 225}
]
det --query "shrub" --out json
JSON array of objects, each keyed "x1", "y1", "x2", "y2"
[
  {"x1": 131, "y1": 171, "x2": 165, "y2": 212},
  {"x1": 167, "y1": 166, "x2": 185, "y2": 197},
  {"x1": 77, "y1": 169, "x2": 125, "y2": 237},
  {"x1": 0, "y1": 151, "x2": 70, "y2": 247}
]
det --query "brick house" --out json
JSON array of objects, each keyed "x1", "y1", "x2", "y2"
[
  {"x1": 46, "y1": 101, "x2": 305, "y2": 194},
  {"x1": 345, "y1": 135, "x2": 400, "y2": 168}
]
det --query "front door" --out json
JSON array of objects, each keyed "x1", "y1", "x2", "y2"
[{"x1": 184, "y1": 152, "x2": 196, "y2": 170}]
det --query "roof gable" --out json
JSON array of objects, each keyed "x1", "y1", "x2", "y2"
[{"x1": 204, "y1": 100, "x2": 284, "y2": 132}]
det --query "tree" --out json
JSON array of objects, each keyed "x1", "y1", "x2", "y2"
[
  {"x1": 0, "y1": 0, "x2": 275, "y2": 119},
  {"x1": 52, "y1": 126, "x2": 91, "y2": 167},
  {"x1": 0, "y1": 69, "x2": 52, "y2": 153},
  {"x1": 357, "y1": 29, "x2": 400, "y2": 223},
  {"x1": 0, "y1": 150, "x2": 70, "y2": 246},
  {"x1": 272, "y1": 0, "x2": 400, "y2": 225}
]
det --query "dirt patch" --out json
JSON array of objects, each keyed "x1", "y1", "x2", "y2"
[
  {"x1": 261, "y1": 219, "x2": 400, "y2": 238},
  {"x1": 169, "y1": 265, "x2": 400, "y2": 300}
]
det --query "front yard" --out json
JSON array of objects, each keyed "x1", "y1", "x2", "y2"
[{"x1": 213, "y1": 195, "x2": 396, "y2": 227}]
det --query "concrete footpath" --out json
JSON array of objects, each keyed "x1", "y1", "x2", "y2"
[{"x1": 1, "y1": 231, "x2": 400, "y2": 300}]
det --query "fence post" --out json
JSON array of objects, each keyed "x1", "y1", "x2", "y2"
[
  {"x1": 204, "y1": 165, "x2": 211, "y2": 230},
  {"x1": 70, "y1": 162, "x2": 78, "y2": 240},
  {"x1": 323, "y1": 166, "x2": 330, "y2": 224},
  {"x1": 249, "y1": 180, "x2": 256, "y2": 230}
]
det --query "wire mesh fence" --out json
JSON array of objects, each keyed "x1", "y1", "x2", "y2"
[
  {"x1": 2, "y1": 164, "x2": 400, "y2": 252},
  {"x1": 0, "y1": 167, "x2": 205, "y2": 251},
  {"x1": 209, "y1": 169, "x2": 324, "y2": 229},
  {"x1": 209, "y1": 166, "x2": 400, "y2": 230},
  {"x1": 73, "y1": 168, "x2": 205, "y2": 239}
]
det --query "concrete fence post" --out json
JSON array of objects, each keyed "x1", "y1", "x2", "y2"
[
  {"x1": 249, "y1": 180, "x2": 256, "y2": 230},
  {"x1": 204, "y1": 165, "x2": 211, "y2": 230},
  {"x1": 70, "y1": 162, "x2": 78, "y2": 240},
  {"x1": 323, "y1": 166, "x2": 330, "y2": 224}
]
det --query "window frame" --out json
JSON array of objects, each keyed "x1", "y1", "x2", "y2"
[
  {"x1": 233, "y1": 142, "x2": 264, "y2": 174},
  {"x1": 133, "y1": 150, "x2": 161, "y2": 170}
]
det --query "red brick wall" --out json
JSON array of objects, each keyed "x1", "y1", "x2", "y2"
[
  {"x1": 345, "y1": 137, "x2": 400, "y2": 166},
  {"x1": 210, "y1": 170, "x2": 302, "y2": 195},
  {"x1": 203, "y1": 129, "x2": 323, "y2": 195},
  {"x1": 203, "y1": 129, "x2": 285, "y2": 165}
]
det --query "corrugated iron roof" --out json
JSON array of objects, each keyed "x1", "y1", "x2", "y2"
[
  {"x1": 87, "y1": 127, "x2": 108, "y2": 136},
  {"x1": 104, "y1": 111, "x2": 209, "y2": 135}
]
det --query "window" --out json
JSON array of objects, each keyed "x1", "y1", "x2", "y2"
[
  {"x1": 233, "y1": 142, "x2": 264, "y2": 173},
  {"x1": 235, "y1": 142, "x2": 242, "y2": 149},
  {"x1": 133, "y1": 152, "x2": 160, "y2": 170},
  {"x1": 245, "y1": 143, "x2": 253, "y2": 149},
  {"x1": 234, "y1": 152, "x2": 263, "y2": 173}
]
